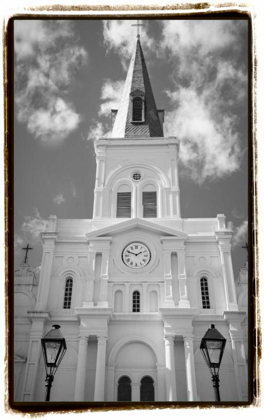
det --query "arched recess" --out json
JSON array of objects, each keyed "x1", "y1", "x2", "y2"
[
  {"x1": 114, "y1": 290, "x2": 124, "y2": 313},
  {"x1": 54, "y1": 265, "x2": 85, "y2": 279},
  {"x1": 139, "y1": 179, "x2": 161, "y2": 218},
  {"x1": 105, "y1": 162, "x2": 170, "y2": 190},
  {"x1": 108, "y1": 335, "x2": 164, "y2": 367},
  {"x1": 57, "y1": 269, "x2": 80, "y2": 312},
  {"x1": 149, "y1": 290, "x2": 158, "y2": 312}
]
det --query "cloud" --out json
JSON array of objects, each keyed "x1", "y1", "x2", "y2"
[
  {"x1": 87, "y1": 121, "x2": 110, "y2": 141},
  {"x1": 99, "y1": 79, "x2": 125, "y2": 117},
  {"x1": 160, "y1": 20, "x2": 247, "y2": 184},
  {"x1": 229, "y1": 220, "x2": 248, "y2": 248},
  {"x1": 14, "y1": 234, "x2": 24, "y2": 255},
  {"x1": 15, "y1": 20, "x2": 88, "y2": 146},
  {"x1": 103, "y1": 20, "x2": 154, "y2": 69},
  {"x1": 53, "y1": 193, "x2": 65, "y2": 205},
  {"x1": 21, "y1": 208, "x2": 48, "y2": 243}
]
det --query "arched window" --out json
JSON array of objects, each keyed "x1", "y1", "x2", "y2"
[
  {"x1": 117, "y1": 376, "x2": 132, "y2": 401},
  {"x1": 116, "y1": 184, "x2": 131, "y2": 218},
  {"x1": 142, "y1": 184, "x2": 157, "y2": 218},
  {"x1": 140, "y1": 376, "x2": 155, "y2": 401},
  {"x1": 132, "y1": 291, "x2": 140, "y2": 312},
  {"x1": 114, "y1": 290, "x2": 123, "y2": 313},
  {"x1": 63, "y1": 277, "x2": 73, "y2": 309},
  {"x1": 132, "y1": 97, "x2": 144, "y2": 122},
  {"x1": 200, "y1": 277, "x2": 210, "y2": 309}
]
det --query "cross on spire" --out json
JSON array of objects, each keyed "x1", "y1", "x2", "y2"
[
  {"x1": 132, "y1": 20, "x2": 144, "y2": 39},
  {"x1": 22, "y1": 244, "x2": 33, "y2": 264}
]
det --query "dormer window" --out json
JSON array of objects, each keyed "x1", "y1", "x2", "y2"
[{"x1": 132, "y1": 97, "x2": 144, "y2": 122}]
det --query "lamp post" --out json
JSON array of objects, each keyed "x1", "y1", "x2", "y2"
[
  {"x1": 200, "y1": 324, "x2": 226, "y2": 402},
  {"x1": 41, "y1": 325, "x2": 67, "y2": 401}
]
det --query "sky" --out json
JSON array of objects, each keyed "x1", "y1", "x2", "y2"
[{"x1": 13, "y1": 18, "x2": 249, "y2": 277}]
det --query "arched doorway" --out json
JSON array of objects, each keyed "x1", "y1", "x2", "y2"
[
  {"x1": 117, "y1": 376, "x2": 132, "y2": 401},
  {"x1": 140, "y1": 376, "x2": 155, "y2": 401}
]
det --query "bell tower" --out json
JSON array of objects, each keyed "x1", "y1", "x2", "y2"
[{"x1": 93, "y1": 36, "x2": 181, "y2": 220}]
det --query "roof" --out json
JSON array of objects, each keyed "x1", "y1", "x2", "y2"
[{"x1": 111, "y1": 38, "x2": 164, "y2": 138}]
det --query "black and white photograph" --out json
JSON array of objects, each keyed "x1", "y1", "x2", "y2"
[{"x1": 12, "y1": 15, "x2": 251, "y2": 406}]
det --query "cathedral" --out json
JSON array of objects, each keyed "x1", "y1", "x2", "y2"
[{"x1": 14, "y1": 35, "x2": 248, "y2": 403}]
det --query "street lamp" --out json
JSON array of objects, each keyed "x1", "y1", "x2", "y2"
[
  {"x1": 41, "y1": 324, "x2": 67, "y2": 401},
  {"x1": 200, "y1": 324, "x2": 226, "y2": 401}
]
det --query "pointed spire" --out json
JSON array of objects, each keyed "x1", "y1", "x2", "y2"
[{"x1": 111, "y1": 38, "x2": 164, "y2": 138}]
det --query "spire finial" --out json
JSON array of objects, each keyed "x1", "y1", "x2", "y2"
[
  {"x1": 132, "y1": 20, "x2": 144, "y2": 39},
  {"x1": 22, "y1": 244, "x2": 33, "y2": 264}
]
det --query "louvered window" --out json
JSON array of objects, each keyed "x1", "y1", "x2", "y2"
[
  {"x1": 117, "y1": 192, "x2": 131, "y2": 218},
  {"x1": 63, "y1": 277, "x2": 73, "y2": 309},
  {"x1": 200, "y1": 277, "x2": 210, "y2": 309},
  {"x1": 132, "y1": 97, "x2": 143, "y2": 121},
  {"x1": 143, "y1": 191, "x2": 157, "y2": 218}
]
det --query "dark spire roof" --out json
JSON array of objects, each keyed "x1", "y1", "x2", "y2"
[{"x1": 111, "y1": 38, "x2": 164, "y2": 138}]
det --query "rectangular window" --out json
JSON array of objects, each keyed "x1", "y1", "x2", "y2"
[
  {"x1": 143, "y1": 191, "x2": 157, "y2": 218},
  {"x1": 117, "y1": 192, "x2": 131, "y2": 218},
  {"x1": 133, "y1": 291, "x2": 140, "y2": 312}
]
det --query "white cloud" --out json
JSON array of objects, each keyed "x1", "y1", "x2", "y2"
[
  {"x1": 15, "y1": 20, "x2": 88, "y2": 146},
  {"x1": 99, "y1": 79, "x2": 125, "y2": 117},
  {"x1": 103, "y1": 20, "x2": 154, "y2": 69},
  {"x1": 14, "y1": 234, "x2": 24, "y2": 255},
  {"x1": 161, "y1": 20, "x2": 247, "y2": 184},
  {"x1": 229, "y1": 220, "x2": 248, "y2": 248},
  {"x1": 87, "y1": 121, "x2": 110, "y2": 141},
  {"x1": 21, "y1": 208, "x2": 48, "y2": 242},
  {"x1": 53, "y1": 193, "x2": 65, "y2": 205}
]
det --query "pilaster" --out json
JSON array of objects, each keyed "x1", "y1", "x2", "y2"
[
  {"x1": 74, "y1": 336, "x2": 89, "y2": 401},
  {"x1": 21, "y1": 313, "x2": 49, "y2": 401},
  {"x1": 35, "y1": 232, "x2": 58, "y2": 311},
  {"x1": 94, "y1": 335, "x2": 108, "y2": 401}
]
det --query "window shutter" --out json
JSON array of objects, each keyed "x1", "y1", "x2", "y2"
[
  {"x1": 143, "y1": 191, "x2": 157, "y2": 218},
  {"x1": 133, "y1": 97, "x2": 143, "y2": 121},
  {"x1": 117, "y1": 192, "x2": 131, "y2": 218}
]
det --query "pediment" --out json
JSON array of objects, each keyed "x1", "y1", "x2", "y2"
[{"x1": 86, "y1": 218, "x2": 187, "y2": 240}]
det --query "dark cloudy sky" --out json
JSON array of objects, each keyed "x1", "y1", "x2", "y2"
[{"x1": 14, "y1": 18, "x2": 249, "y2": 277}]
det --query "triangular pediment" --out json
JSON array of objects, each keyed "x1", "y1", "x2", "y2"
[{"x1": 86, "y1": 218, "x2": 188, "y2": 240}]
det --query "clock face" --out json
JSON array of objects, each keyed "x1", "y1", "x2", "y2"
[{"x1": 122, "y1": 242, "x2": 151, "y2": 269}]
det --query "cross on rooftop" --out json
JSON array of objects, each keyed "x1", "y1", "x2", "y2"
[
  {"x1": 132, "y1": 20, "x2": 144, "y2": 39},
  {"x1": 22, "y1": 244, "x2": 33, "y2": 264}
]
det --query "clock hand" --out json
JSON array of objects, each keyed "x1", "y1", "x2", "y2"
[{"x1": 127, "y1": 250, "x2": 137, "y2": 255}]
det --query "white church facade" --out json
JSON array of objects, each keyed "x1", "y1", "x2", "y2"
[{"x1": 14, "y1": 36, "x2": 248, "y2": 403}]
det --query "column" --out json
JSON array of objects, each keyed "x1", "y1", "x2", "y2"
[
  {"x1": 177, "y1": 249, "x2": 190, "y2": 308},
  {"x1": 183, "y1": 335, "x2": 198, "y2": 401},
  {"x1": 35, "y1": 234, "x2": 57, "y2": 311},
  {"x1": 163, "y1": 251, "x2": 174, "y2": 307},
  {"x1": 74, "y1": 336, "x2": 89, "y2": 401},
  {"x1": 125, "y1": 283, "x2": 130, "y2": 312},
  {"x1": 164, "y1": 335, "x2": 177, "y2": 401},
  {"x1": 131, "y1": 382, "x2": 140, "y2": 401},
  {"x1": 94, "y1": 336, "x2": 107, "y2": 401},
  {"x1": 142, "y1": 283, "x2": 148, "y2": 312}
]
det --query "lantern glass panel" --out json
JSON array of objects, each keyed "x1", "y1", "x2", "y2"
[
  {"x1": 206, "y1": 341, "x2": 222, "y2": 365},
  {"x1": 44, "y1": 341, "x2": 62, "y2": 366}
]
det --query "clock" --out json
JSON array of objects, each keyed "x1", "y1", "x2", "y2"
[{"x1": 122, "y1": 242, "x2": 151, "y2": 269}]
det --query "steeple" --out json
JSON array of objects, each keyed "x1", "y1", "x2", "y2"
[{"x1": 111, "y1": 38, "x2": 164, "y2": 138}]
